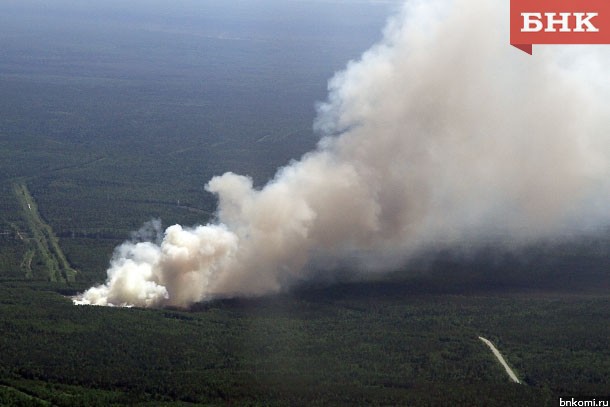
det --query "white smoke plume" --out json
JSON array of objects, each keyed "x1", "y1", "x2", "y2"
[{"x1": 74, "y1": 0, "x2": 610, "y2": 308}]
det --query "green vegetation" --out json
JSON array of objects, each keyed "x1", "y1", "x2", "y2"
[
  {"x1": 12, "y1": 182, "x2": 77, "y2": 282},
  {"x1": 0, "y1": 2, "x2": 607, "y2": 404},
  {"x1": 0, "y1": 280, "x2": 608, "y2": 405},
  {"x1": 0, "y1": 74, "x2": 321, "y2": 283}
]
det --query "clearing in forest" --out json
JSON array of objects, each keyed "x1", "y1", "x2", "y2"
[{"x1": 13, "y1": 182, "x2": 77, "y2": 282}]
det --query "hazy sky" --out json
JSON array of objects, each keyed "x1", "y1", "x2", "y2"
[{"x1": 0, "y1": 0, "x2": 397, "y2": 83}]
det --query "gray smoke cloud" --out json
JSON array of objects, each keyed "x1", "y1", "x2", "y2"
[{"x1": 74, "y1": 0, "x2": 610, "y2": 308}]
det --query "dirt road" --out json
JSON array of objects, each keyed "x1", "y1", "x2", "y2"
[{"x1": 479, "y1": 336, "x2": 521, "y2": 384}]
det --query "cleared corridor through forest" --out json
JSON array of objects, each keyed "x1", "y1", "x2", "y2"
[{"x1": 479, "y1": 336, "x2": 521, "y2": 384}]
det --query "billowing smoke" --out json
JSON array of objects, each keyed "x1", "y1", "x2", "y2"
[{"x1": 74, "y1": 0, "x2": 610, "y2": 308}]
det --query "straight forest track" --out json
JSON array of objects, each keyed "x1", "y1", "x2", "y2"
[
  {"x1": 479, "y1": 336, "x2": 521, "y2": 384},
  {"x1": 12, "y1": 181, "x2": 77, "y2": 282}
]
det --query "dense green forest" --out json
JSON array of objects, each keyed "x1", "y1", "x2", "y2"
[
  {"x1": 0, "y1": 279, "x2": 608, "y2": 405},
  {"x1": 0, "y1": 1, "x2": 608, "y2": 405}
]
